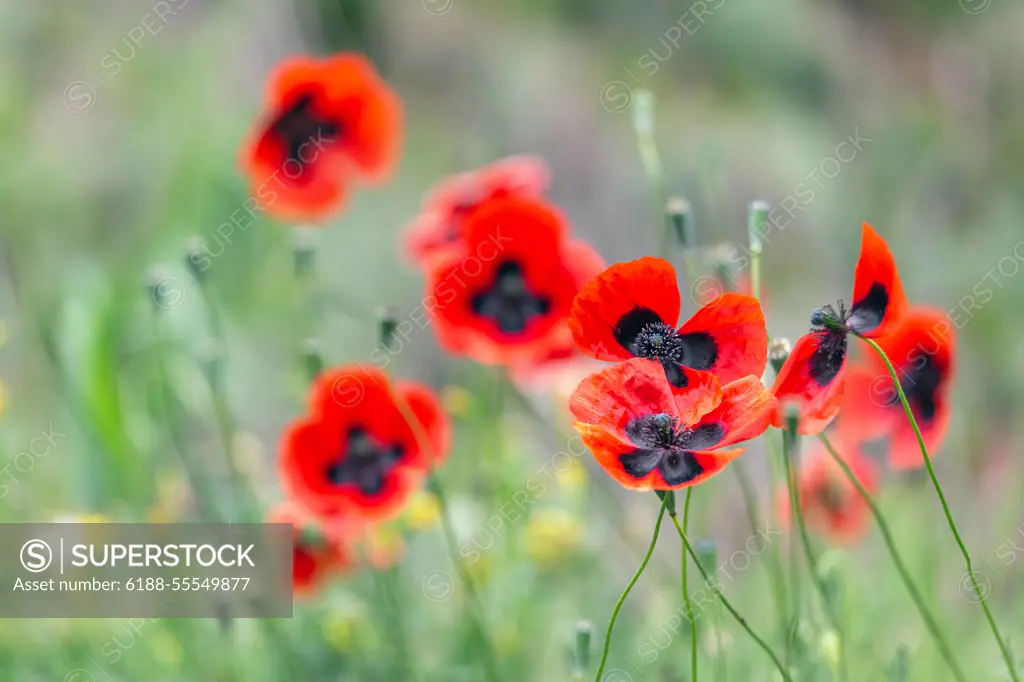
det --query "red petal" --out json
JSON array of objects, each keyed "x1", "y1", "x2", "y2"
[
  {"x1": 569, "y1": 257, "x2": 681, "y2": 361},
  {"x1": 848, "y1": 223, "x2": 907, "y2": 338},
  {"x1": 770, "y1": 333, "x2": 846, "y2": 435},
  {"x1": 396, "y1": 381, "x2": 451, "y2": 469},
  {"x1": 836, "y1": 363, "x2": 900, "y2": 447},
  {"x1": 653, "y1": 448, "x2": 745, "y2": 490},
  {"x1": 677, "y1": 293, "x2": 768, "y2": 384},
  {"x1": 691, "y1": 376, "x2": 778, "y2": 448},
  {"x1": 569, "y1": 358, "x2": 682, "y2": 433},
  {"x1": 574, "y1": 423, "x2": 659, "y2": 491}
]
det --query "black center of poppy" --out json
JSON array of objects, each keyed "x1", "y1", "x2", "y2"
[
  {"x1": 325, "y1": 427, "x2": 404, "y2": 496},
  {"x1": 470, "y1": 260, "x2": 551, "y2": 334},
  {"x1": 812, "y1": 478, "x2": 848, "y2": 516},
  {"x1": 846, "y1": 282, "x2": 889, "y2": 335},
  {"x1": 613, "y1": 306, "x2": 718, "y2": 388},
  {"x1": 618, "y1": 414, "x2": 724, "y2": 486},
  {"x1": 890, "y1": 354, "x2": 943, "y2": 422},
  {"x1": 270, "y1": 93, "x2": 341, "y2": 167},
  {"x1": 808, "y1": 330, "x2": 849, "y2": 387}
]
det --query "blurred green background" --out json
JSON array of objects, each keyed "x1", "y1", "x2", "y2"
[{"x1": 2, "y1": 0, "x2": 1024, "y2": 680}]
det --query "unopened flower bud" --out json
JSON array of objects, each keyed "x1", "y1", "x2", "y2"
[
  {"x1": 667, "y1": 197, "x2": 693, "y2": 248},
  {"x1": 768, "y1": 338, "x2": 792, "y2": 374}
]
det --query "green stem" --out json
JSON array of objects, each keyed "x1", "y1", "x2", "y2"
[
  {"x1": 776, "y1": 430, "x2": 801, "y2": 662},
  {"x1": 669, "y1": 513, "x2": 792, "y2": 682},
  {"x1": 818, "y1": 433, "x2": 967, "y2": 682},
  {"x1": 731, "y1": 461, "x2": 789, "y2": 638},
  {"x1": 682, "y1": 489, "x2": 698, "y2": 682},
  {"x1": 783, "y1": 429, "x2": 848, "y2": 682},
  {"x1": 860, "y1": 336, "x2": 1018, "y2": 682},
  {"x1": 593, "y1": 494, "x2": 669, "y2": 682}
]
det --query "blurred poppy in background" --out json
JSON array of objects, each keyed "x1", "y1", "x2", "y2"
[
  {"x1": 778, "y1": 438, "x2": 879, "y2": 543},
  {"x1": 772, "y1": 223, "x2": 907, "y2": 434},
  {"x1": 279, "y1": 366, "x2": 449, "y2": 523},
  {"x1": 241, "y1": 53, "x2": 402, "y2": 224},
  {"x1": 839, "y1": 306, "x2": 956, "y2": 469},
  {"x1": 570, "y1": 257, "x2": 768, "y2": 389},
  {"x1": 402, "y1": 155, "x2": 550, "y2": 267},
  {"x1": 268, "y1": 503, "x2": 355, "y2": 596},
  {"x1": 425, "y1": 197, "x2": 604, "y2": 366},
  {"x1": 570, "y1": 358, "x2": 776, "y2": 490}
]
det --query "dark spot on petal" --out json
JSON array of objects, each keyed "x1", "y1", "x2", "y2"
[
  {"x1": 613, "y1": 306, "x2": 667, "y2": 352},
  {"x1": 677, "y1": 331, "x2": 718, "y2": 370},
  {"x1": 618, "y1": 448, "x2": 665, "y2": 479},
  {"x1": 661, "y1": 361, "x2": 689, "y2": 388},
  {"x1": 809, "y1": 331, "x2": 848, "y2": 387},
  {"x1": 890, "y1": 354, "x2": 944, "y2": 422},
  {"x1": 847, "y1": 282, "x2": 889, "y2": 335},
  {"x1": 614, "y1": 309, "x2": 718, "y2": 384},
  {"x1": 677, "y1": 422, "x2": 725, "y2": 451},
  {"x1": 270, "y1": 93, "x2": 341, "y2": 168},
  {"x1": 658, "y1": 450, "x2": 704, "y2": 486},
  {"x1": 326, "y1": 426, "x2": 405, "y2": 496},
  {"x1": 470, "y1": 260, "x2": 551, "y2": 334}
]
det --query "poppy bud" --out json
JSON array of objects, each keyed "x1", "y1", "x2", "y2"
[
  {"x1": 183, "y1": 237, "x2": 208, "y2": 286},
  {"x1": 655, "y1": 489, "x2": 677, "y2": 516},
  {"x1": 570, "y1": 620, "x2": 592, "y2": 677},
  {"x1": 292, "y1": 227, "x2": 318, "y2": 278},
  {"x1": 667, "y1": 197, "x2": 693, "y2": 248},
  {"x1": 376, "y1": 305, "x2": 399, "y2": 351},
  {"x1": 768, "y1": 338, "x2": 792, "y2": 374},
  {"x1": 301, "y1": 337, "x2": 324, "y2": 381},
  {"x1": 747, "y1": 200, "x2": 770, "y2": 255},
  {"x1": 784, "y1": 402, "x2": 802, "y2": 454},
  {"x1": 693, "y1": 538, "x2": 718, "y2": 575}
]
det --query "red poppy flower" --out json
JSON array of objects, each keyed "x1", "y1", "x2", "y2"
[
  {"x1": 267, "y1": 503, "x2": 355, "y2": 596},
  {"x1": 241, "y1": 53, "x2": 402, "y2": 224},
  {"x1": 403, "y1": 155, "x2": 550, "y2": 267},
  {"x1": 425, "y1": 197, "x2": 605, "y2": 366},
  {"x1": 569, "y1": 257, "x2": 768, "y2": 389},
  {"x1": 771, "y1": 223, "x2": 907, "y2": 434},
  {"x1": 777, "y1": 439, "x2": 879, "y2": 543},
  {"x1": 279, "y1": 366, "x2": 449, "y2": 522},
  {"x1": 569, "y1": 358, "x2": 777, "y2": 490},
  {"x1": 838, "y1": 307, "x2": 956, "y2": 470}
]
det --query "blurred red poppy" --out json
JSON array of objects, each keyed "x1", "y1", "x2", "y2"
[
  {"x1": 425, "y1": 197, "x2": 604, "y2": 366},
  {"x1": 241, "y1": 53, "x2": 402, "y2": 224},
  {"x1": 838, "y1": 307, "x2": 956, "y2": 470},
  {"x1": 279, "y1": 366, "x2": 449, "y2": 522},
  {"x1": 777, "y1": 439, "x2": 879, "y2": 543},
  {"x1": 403, "y1": 155, "x2": 550, "y2": 267},
  {"x1": 570, "y1": 257, "x2": 768, "y2": 388},
  {"x1": 268, "y1": 503, "x2": 355, "y2": 596},
  {"x1": 771, "y1": 223, "x2": 907, "y2": 434},
  {"x1": 569, "y1": 358, "x2": 777, "y2": 490}
]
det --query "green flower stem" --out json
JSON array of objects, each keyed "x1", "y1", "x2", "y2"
[
  {"x1": 594, "y1": 494, "x2": 669, "y2": 682},
  {"x1": 682, "y1": 488, "x2": 698, "y2": 682},
  {"x1": 818, "y1": 433, "x2": 967, "y2": 682},
  {"x1": 668, "y1": 511, "x2": 792, "y2": 682},
  {"x1": 782, "y1": 429, "x2": 848, "y2": 682},
  {"x1": 773, "y1": 429, "x2": 801, "y2": 662},
  {"x1": 731, "y1": 460, "x2": 789, "y2": 639},
  {"x1": 859, "y1": 336, "x2": 1018, "y2": 682}
]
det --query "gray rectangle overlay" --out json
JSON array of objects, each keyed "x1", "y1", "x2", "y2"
[{"x1": 2, "y1": 523, "x2": 293, "y2": 617}]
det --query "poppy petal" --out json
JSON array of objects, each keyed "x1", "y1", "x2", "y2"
[
  {"x1": 396, "y1": 381, "x2": 451, "y2": 469},
  {"x1": 651, "y1": 447, "x2": 746, "y2": 490},
  {"x1": 836, "y1": 363, "x2": 900, "y2": 446},
  {"x1": 569, "y1": 358, "x2": 681, "y2": 433},
  {"x1": 677, "y1": 293, "x2": 768, "y2": 384},
  {"x1": 692, "y1": 376, "x2": 778, "y2": 448},
  {"x1": 770, "y1": 332, "x2": 847, "y2": 435},
  {"x1": 847, "y1": 223, "x2": 907, "y2": 337},
  {"x1": 574, "y1": 423, "x2": 659, "y2": 490},
  {"x1": 569, "y1": 257, "x2": 681, "y2": 361},
  {"x1": 888, "y1": 402, "x2": 952, "y2": 471}
]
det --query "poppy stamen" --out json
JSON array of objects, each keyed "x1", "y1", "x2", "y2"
[
  {"x1": 326, "y1": 426, "x2": 404, "y2": 496},
  {"x1": 271, "y1": 93, "x2": 342, "y2": 166},
  {"x1": 471, "y1": 260, "x2": 551, "y2": 334},
  {"x1": 619, "y1": 414, "x2": 726, "y2": 485}
]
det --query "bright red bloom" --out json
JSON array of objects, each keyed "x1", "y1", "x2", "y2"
[
  {"x1": 838, "y1": 307, "x2": 956, "y2": 470},
  {"x1": 771, "y1": 223, "x2": 907, "y2": 434},
  {"x1": 425, "y1": 197, "x2": 605, "y2": 366},
  {"x1": 279, "y1": 366, "x2": 449, "y2": 522},
  {"x1": 403, "y1": 156, "x2": 550, "y2": 267},
  {"x1": 569, "y1": 358, "x2": 777, "y2": 491},
  {"x1": 241, "y1": 53, "x2": 402, "y2": 224},
  {"x1": 777, "y1": 439, "x2": 879, "y2": 543},
  {"x1": 268, "y1": 503, "x2": 355, "y2": 596},
  {"x1": 569, "y1": 257, "x2": 768, "y2": 389}
]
